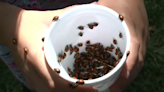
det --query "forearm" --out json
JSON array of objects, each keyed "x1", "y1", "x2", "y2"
[
  {"x1": 98, "y1": 0, "x2": 145, "y2": 8},
  {"x1": 0, "y1": 2, "x2": 25, "y2": 47}
]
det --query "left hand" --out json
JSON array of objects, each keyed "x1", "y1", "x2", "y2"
[
  {"x1": 97, "y1": 0, "x2": 150, "y2": 92},
  {"x1": 5, "y1": 2, "x2": 98, "y2": 92}
]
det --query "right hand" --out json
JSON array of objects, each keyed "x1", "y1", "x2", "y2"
[
  {"x1": 97, "y1": 0, "x2": 150, "y2": 91},
  {"x1": 7, "y1": 4, "x2": 98, "y2": 92}
]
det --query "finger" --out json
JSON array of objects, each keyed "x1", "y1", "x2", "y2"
[
  {"x1": 137, "y1": 25, "x2": 149, "y2": 64},
  {"x1": 25, "y1": 67, "x2": 50, "y2": 92},
  {"x1": 24, "y1": 48, "x2": 53, "y2": 92},
  {"x1": 138, "y1": 34, "x2": 145, "y2": 66},
  {"x1": 10, "y1": 44, "x2": 48, "y2": 92},
  {"x1": 19, "y1": 51, "x2": 50, "y2": 92},
  {"x1": 136, "y1": 6, "x2": 149, "y2": 63},
  {"x1": 24, "y1": 39, "x2": 58, "y2": 92}
]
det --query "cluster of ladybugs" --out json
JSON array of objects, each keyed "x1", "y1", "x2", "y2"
[
  {"x1": 54, "y1": 33, "x2": 129, "y2": 84},
  {"x1": 66, "y1": 37, "x2": 124, "y2": 80},
  {"x1": 78, "y1": 22, "x2": 98, "y2": 37},
  {"x1": 51, "y1": 14, "x2": 130, "y2": 85}
]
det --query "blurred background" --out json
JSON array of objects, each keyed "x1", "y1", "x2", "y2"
[{"x1": 0, "y1": 0, "x2": 164, "y2": 92}]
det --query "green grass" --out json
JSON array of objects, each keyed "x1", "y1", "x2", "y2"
[{"x1": 0, "y1": 0, "x2": 164, "y2": 92}]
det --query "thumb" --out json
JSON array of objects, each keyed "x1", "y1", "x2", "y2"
[{"x1": 75, "y1": 85, "x2": 98, "y2": 92}]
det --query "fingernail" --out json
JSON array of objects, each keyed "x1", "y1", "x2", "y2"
[
  {"x1": 126, "y1": 71, "x2": 130, "y2": 78},
  {"x1": 115, "y1": 89, "x2": 122, "y2": 92},
  {"x1": 92, "y1": 87, "x2": 98, "y2": 92}
]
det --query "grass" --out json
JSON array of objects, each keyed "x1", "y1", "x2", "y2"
[{"x1": 0, "y1": 0, "x2": 164, "y2": 92}]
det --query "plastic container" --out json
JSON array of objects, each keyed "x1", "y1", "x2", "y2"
[{"x1": 44, "y1": 4, "x2": 130, "y2": 92}]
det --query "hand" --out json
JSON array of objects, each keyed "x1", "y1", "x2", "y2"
[
  {"x1": 7, "y1": 3, "x2": 98, "y2": 92},
  {"x1": 97, "y1": 0, "x2": 150, "y2": 92}
]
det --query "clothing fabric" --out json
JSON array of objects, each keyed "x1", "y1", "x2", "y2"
[
  {"x1": 0, "y1": 0, "x2": 96, "y2": 90},
  {"x1": 0, "y1": 0, "x2": 97, "y2": 10}
]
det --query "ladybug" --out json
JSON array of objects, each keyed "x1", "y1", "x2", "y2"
[
  {"x1": 115, "y1": 48, "x2": 118, "y2": 55},
  {"x1": 114, "y1": 61, "x2": 119, "y2": 67},
  {"x1": 77, "y1": 43, "x2": 83, "y2": 47},
  {"x1": 86, "y1": 40, "x2": 90, "y2": 44},
  {"x1": 93, "y1": 22, "x2": 98, "y2": 26},
  {"x1": 110, "y1": 44, "x2": 114, "y2": 49},
  {"x1": 74, "y1": 46, "x2": 79, "y2": 52},
  {"x1": 52, "y1": 16, "x2": 59, "y2": 21},
  {"x1": 68, "y1": 67, "x2": 71, "y2": 72},
  {"x1": 24, "y1": 48, "x2": 28, "y2": 53},
  {"x1": 87, "y1": 23, "x2": 94, "y2": 29},
  {"x1": 113, "y1": 39, "x2": 117, "y2": 44},
  {"x1": 78, "y1": 26, "x2": 84, "y2": 30},
  {"x1": 75, "y1": 59, "x2": 80, "y2": 63},
  {"x1": 74, "y1": 52, "x2": 80, "y2": 58},
  {"x1": 119, "y1": 14, "x2": 124, "y2": 21},
  {"x1": 58, "y1": 57, "x2": 61, "y2": 62},
  {"x1": 119, "y1": 32, "x2": 122, "y2": 38},
  {"x1": 42, "y1": 37, "x2": 45, "y2": 42},
  {"x1": 54, "y1": 68, "x2": 60, "y2": 73},
  {"x1": 89, "y1": 26, "x2": 93, "y2": 29},
  {"x1": 63, "y1": 53, "x2": 66, "y2": 59},
  {"x1": 76, "y1": 79, "x2": 84, "y2": 85},
  {"x1": 65, "y1": 45, "x2": 69, "y2": 52},
  {"x1": 12, "y1": 38, "x2": 17, "y2": 45},
  {"x1": 127, "y1": 51, "x2": 130, "y2": 56},
  {"x1": 70, "y1": 45, "x2": 74, "y2": 54},
  {"x1": 79, "y1": 32, "x2": 83, "y2": 37}
]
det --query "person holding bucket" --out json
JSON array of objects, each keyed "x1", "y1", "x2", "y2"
[{"x1": 0, "y1": 0, "x2": 149, "y2": 92}]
